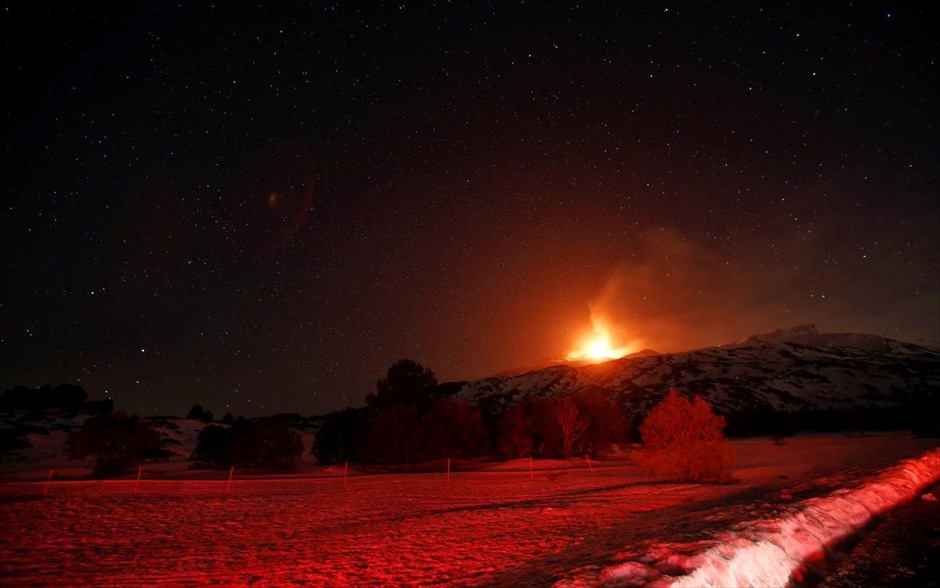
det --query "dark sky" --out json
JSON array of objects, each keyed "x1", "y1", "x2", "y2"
[{"x1": 2, "y1": 2, "x2": 937, "y2": 417}]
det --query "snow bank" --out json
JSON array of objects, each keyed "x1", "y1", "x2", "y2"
[{"x1": 669, "y1": 447, "x2": 940, "y2": 587}]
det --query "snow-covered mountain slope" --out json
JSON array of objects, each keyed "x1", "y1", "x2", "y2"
[
  {"x1": 455, "y1": 327, "x2": 940, "y2": 418},
  {"x1": 734, "y1": 323, "x2": 933, "y2": 353}
]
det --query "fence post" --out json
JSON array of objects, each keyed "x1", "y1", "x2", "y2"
[{"x1": 43, "y1": 469, "x2": 54, "y2": 496}]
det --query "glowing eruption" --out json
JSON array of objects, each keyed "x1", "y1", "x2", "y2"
[{"x1": 567, "y1": 319, "x2": 633, "y2": 362}]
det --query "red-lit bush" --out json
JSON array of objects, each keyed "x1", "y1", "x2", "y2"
[{"x1": 637, "y1": 389, "x2": 733, "y2": 482}]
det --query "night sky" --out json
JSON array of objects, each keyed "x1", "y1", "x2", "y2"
[{"x1": 2, "y1": 2, "x2": 937, "y2": 417}]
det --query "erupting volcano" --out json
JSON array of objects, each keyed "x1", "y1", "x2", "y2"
[{"x1": 566, "y1": 320, "x2": 634, "y2": 363}]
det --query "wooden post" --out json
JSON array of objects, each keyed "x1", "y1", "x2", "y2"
[
  {"x1": 447, "y1": 457, "x2": 451, "y2": 482},
  {"x1": 43, "y1": 469, "x2": 54, "y2": 496},
  {"x1": 343, "y1": 462, "x2": 348, "y2": 488},
  {"x1": 529, "y1": 456, "x2": 533, "y2": 480},
  {"x1": 134, "y1": 465, "x2": 143, "y2": 494},
  {"x1": 226, "y1": 465, "x2": 235, "y2": 493}
]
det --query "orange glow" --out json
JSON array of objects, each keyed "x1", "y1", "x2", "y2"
[{"x1": 566, "y1": 320, "x2": 633, "y2": 363}]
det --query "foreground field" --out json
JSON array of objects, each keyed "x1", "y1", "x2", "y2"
[{"x1": 1, "y1": 433, "x2": 937, "y2": 586}]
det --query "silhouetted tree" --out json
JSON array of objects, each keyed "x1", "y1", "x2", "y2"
[
  {"x1": 910, "y1": 395, "x2": 940, "y2": 437},
  {"x1": 573, "y1": 388, "x2": 632, "y2": 455},
  {"x1": 191, "y1": 416, "x2": 303, "y2": 471},
  {"x1": 497, "y1": 402, "x2": 535, "y2": 458},
  {"x1": 232, "y1": 416, "x2": 304, "y2": 471},
  {"x1": 424, "y1": 397, "x2": 488, "y2": 459},
  {"x1": 357, "y1": 360, "x2": 493, "y2": 466},
  {"x1": 67, "y1": 411, "x2": 169, "y2": 475},
  {"x1": 531, "y1": 398, "x2": 562, "y2": 457},
  {"x1": 85, "y1": 397, "x2": 114, "y2": 415},
  {"x1": 0, "y1": 383, "x2": 89, "y2": 412},
  {"x1": 312, "y1": 407, "x2": 370, "y2": 464},
  {"x1": 366, "y1": 359, "x2": 439, "y2": 409},
  {"x1": 363, "y1": 403, "x2": 425, "y2": 467},
  {"x1": 220, "y1": 411, "x2": 235, "y2": 425},
  {"x1": 496, "y1": 398, "x2": 563, "y2": 458},
  {"x1": 191, "y1": 425, "x2": 232, "y2": 468},
  {"x1": 363, "y1": 360, "x2": 439, "y2": 467},
  {"x1": 637, "y1": 390, "x2": 732, "y2": 482},
  {"x1": 186, "y1": 404, "x2": 206, "y2": 420},
  {"x1": 48, "y1": 383, "x2": 88, "y2": 413}
]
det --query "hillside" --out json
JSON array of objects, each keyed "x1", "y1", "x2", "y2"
[{"x1": 455, "y1": 325, "x2": 940, "y2": 420}]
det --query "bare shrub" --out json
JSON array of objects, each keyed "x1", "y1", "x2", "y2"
[
  {"x1": 553, "y1": 398, "x2": 589, "y2": 458},
  {"x1": 637, "y1": 389, "x2": 733, "y2": 482}
]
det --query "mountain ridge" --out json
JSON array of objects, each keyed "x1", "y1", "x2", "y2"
[{"x1": 455, "y1": 326, "x2": 940, "y2": 420}]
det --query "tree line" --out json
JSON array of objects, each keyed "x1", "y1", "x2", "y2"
[
  {"x1": 10, "y1": 358, "x2": 936, "y2": 479},
  {"x1": 311, "y1": 359, "x2": 633, "y2": 468},
  {"x1": 64, "y1": 370, "x2": 737, "y2": 484},
  {"x1": 47, "y1": 359, "x2": 634, "y2": 476}
]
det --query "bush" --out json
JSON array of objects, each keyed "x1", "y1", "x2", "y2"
[
  {"x1": 67, "y1": 411, "x2": 170, "y2": 475},
  {"x1": 312, "y1": 408, "x2": 371, "y2": 464},
  {"x1": 361, "y1": 404, "x2": 424, "y2": 467},
  {"x1": 573, "y1": 388, "x2": 632, "y2": 456},
  {"x1": 233, "y1": 416, "x2": 304, "y2": 471},
  {"x1": 186, "y1": 404, "x2": 214, "y2": 423},
  {"x1": 190, "y1": 424, "x2": 233, "y2": 468},
  {"x1": 423, "y1": 397, "x2": 488, "y2": 459},
  {"x1": 495, "y1": 393, "x2": 630, "y2": 459},
  {"x1": 497, "y1": 402, "x2": 535, "y2": 458},
  {"x1": 191, "y1": 416, "x2": 303, "y2": 471},
  {"x1": 359, "y1": 360, "x2": 489, "y2": 466},
  {"x1": 637, "y1": 390, "x2": 732, "y2": 482},
  {"x1": 366, "y1": 359, "x2": 438, "y2": 410}
]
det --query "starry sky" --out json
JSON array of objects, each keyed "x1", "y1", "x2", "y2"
[{"x1": 1, "y1": 2, "x2": 937, "y2": 417}]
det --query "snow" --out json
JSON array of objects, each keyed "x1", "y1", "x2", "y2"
[
  {"x1": 668, "y1": 450, "x2": 939, "y2": 587},
  {"x1": 735, "y1": 324, "x2": 926, "y2": 354},
  {"x1": 1, "y1": 433, "x2": 937, "y2": 586},
  {"x1": 454, "y1": 331, "x2": 940, "y2": 418}
]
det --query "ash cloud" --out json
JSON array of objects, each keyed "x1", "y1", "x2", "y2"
[{"x1": 586, "y1": 226, "x2": 939, "y2": 352}]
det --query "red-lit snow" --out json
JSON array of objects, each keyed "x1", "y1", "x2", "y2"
[{"x1": 1, "y1": 433, "x2": 937, "y2": 586}]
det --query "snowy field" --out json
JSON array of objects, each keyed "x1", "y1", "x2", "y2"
[{"x1": 1, "y1": 433, "x2": 937, "y2": 586}]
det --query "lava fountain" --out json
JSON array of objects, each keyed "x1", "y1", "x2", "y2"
[{"x1": 566, "y1": 319, "x2": 633, "y2": 362}]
